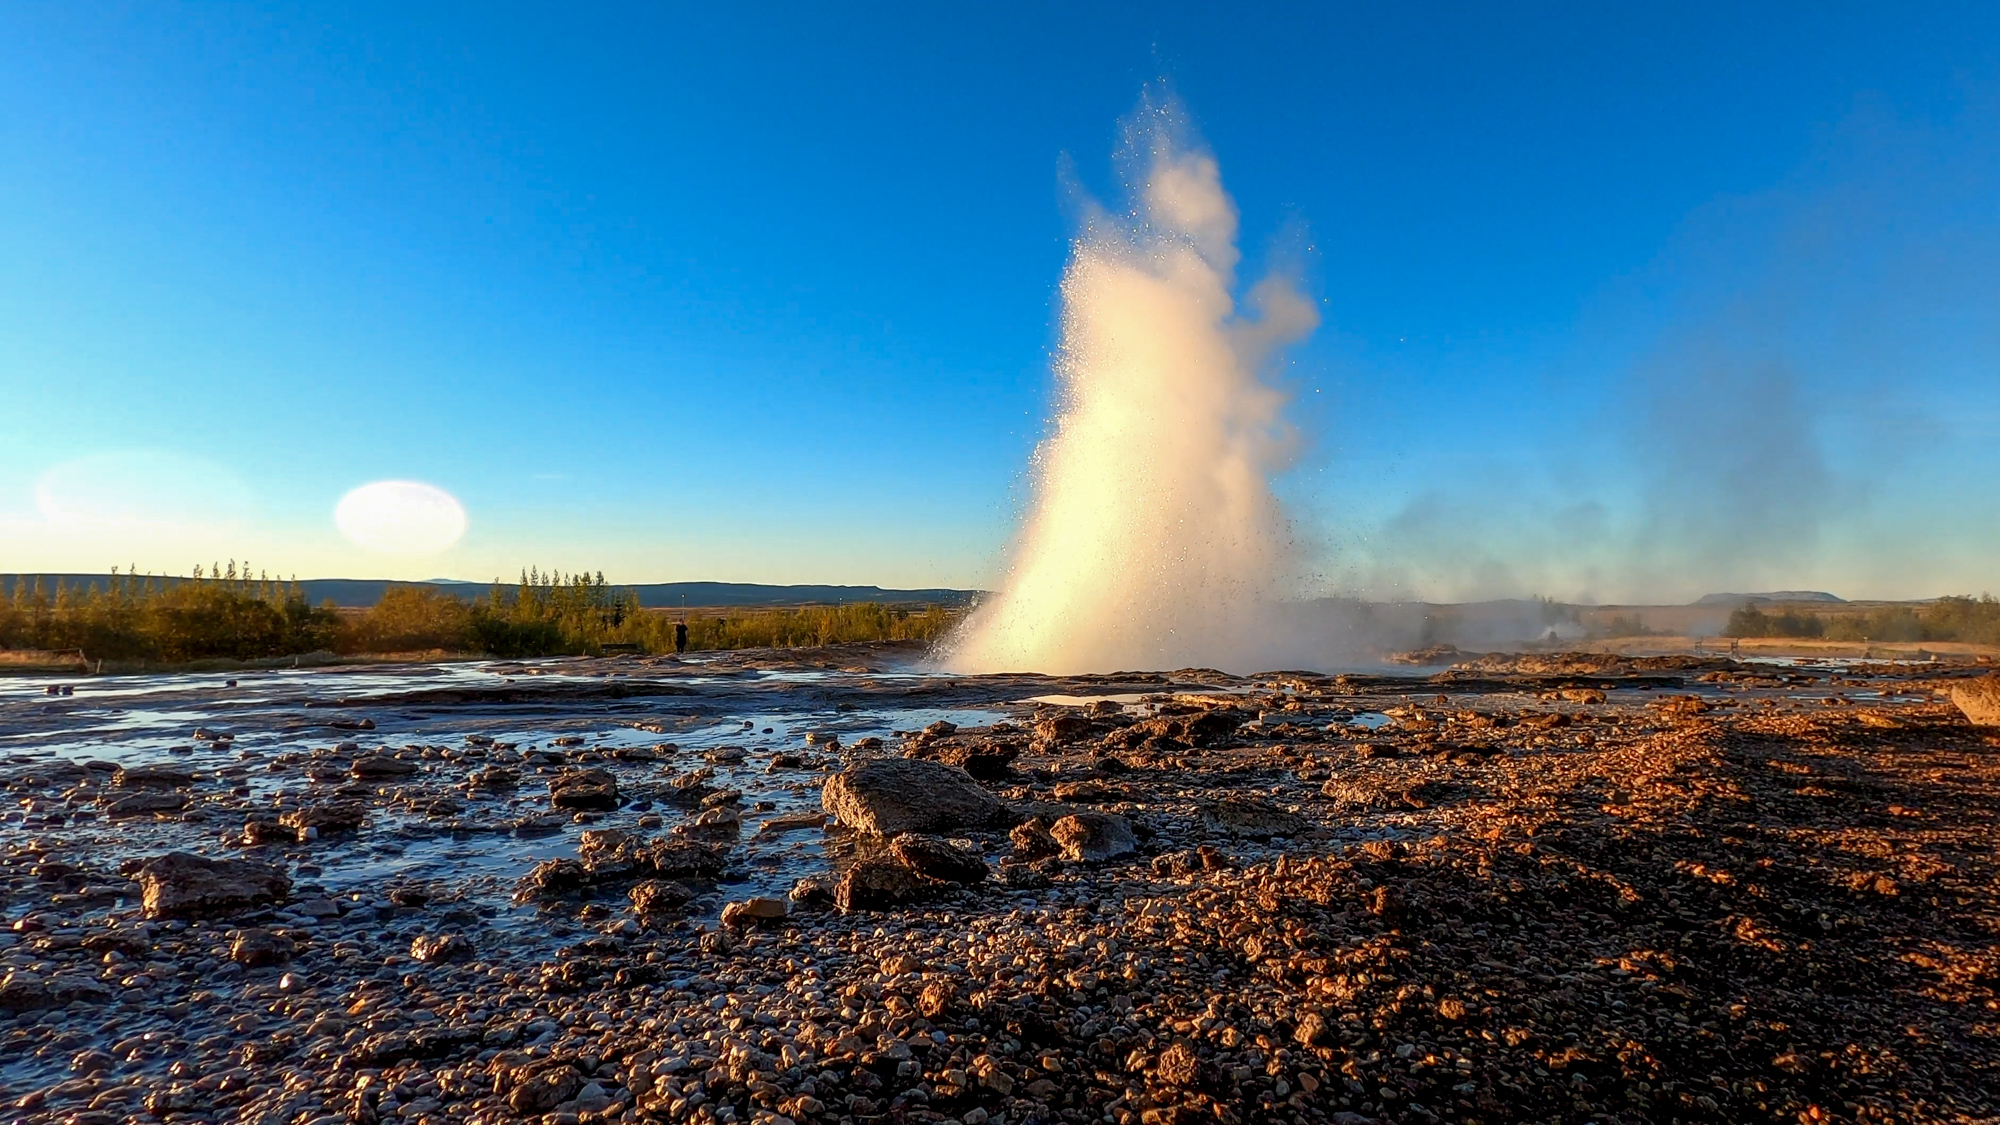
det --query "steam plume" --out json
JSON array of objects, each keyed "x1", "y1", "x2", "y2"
[{"x1": 943, "y1": 101, "x2": 1322, "y2": 674}]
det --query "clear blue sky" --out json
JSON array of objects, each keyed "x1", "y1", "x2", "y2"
[{"x1": 4, "y1": 3, "x2": 1998, "y2": 601}]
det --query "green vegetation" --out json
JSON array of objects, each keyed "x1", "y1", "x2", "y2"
[
  {"x1": 1587, "y1": 614, "x2": 1660, "y2": 639},
  {"x1": 1724, "y1": 595, "x2": 2000, "y2": 645},
  {"x1": 0, "y1": 564, "x2": 961, "y2": 666},
  {"x1": 353, "y1": 570, "x2": 959, "y2": 656},
  {"x1": 1722, "y1": 606, "x2": 1826, "y2": 639},
  {"x1": 0, "y1": 564, "x2": 338, "y2": 661}
]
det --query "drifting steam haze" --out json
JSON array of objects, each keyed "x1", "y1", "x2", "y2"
[{"x1": 944, "y1": 101, "x2": 1327, "y2": 674}]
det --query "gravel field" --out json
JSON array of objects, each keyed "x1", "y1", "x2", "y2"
[{"x1": 2, "y1": 646, "x2": 1997, "y2": 1125}]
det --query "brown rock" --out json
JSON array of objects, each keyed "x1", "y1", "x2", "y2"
[
  {"x1": 1950, "y1": 674, "x2": 2000, "y2": 727},
  {"x1": 935, "y1": 741, "x2": 1021, "y2": 779},
  {"x1": 103, "y1": 791, "x2": 189, "y2": 818},
  {"x1": 1052, "y1": 779, "x2": 1127, "y2": 803},
  {"x1": 228, "y1": 928, "x2": 294, "y2": 967},
  {"x1": 515, "y1": 858, "x2": 589, "y2": 902},
  {"x1": 788, "y1": 874, "x2": 837, "y2": 908},
  {"x1": 1009, "y1": 817, "x2": 1061, "y2": 860},
  {"x1": 821, "y1": 758, "x2": 1008, "y2": 835},
  {"x1": 918, "y1": 979, "x2": 955, "y2": 1018},
  {"x1": 239, "y1": 819, "x2": 290, "y2": 845},
  {"x1": 890, "y1": 833, "x2": 989, "y2": 884},
  {"x1": 1035, "y1": 711, "x2": 1096, "y2": 743},
  {"x1": 278, "y1": 804, "x2": 366, "y2": 837},
  {"x1": 349, "y1": 754, "x2": 418, "y2": 779},
  {"x1": 409, "y1": 933, "x2": 474, "y2": 962},
  {"x1": 673, "y1": 805, "x2": 741, "y2": 841},
  {"x1": 1050, "y1": 812, "x2": 1136, "y2": 862},
  {"x1": 1201, "y1": 796, "x2": 1310, "y2": 839},
  {"x1": 137, "y1": 853, "x2": 290, "y2": 919},
  {"x1": 111, "y1": 765, "x2": 194, "y2": 789},
  {"x1": 720, "y1": 897, "x2": 788, "y2": 927},
  {"x1": 506, "y1": 1064, "x2": 582, "y2": 1113},
  {"x1": 629, "y1": 879, "x2": 695, "y2": 916},
  {"x1": 549, "y1": 768, "x2": 619, "y2": 811},
  {"x1": 835, "y1": 858, "x2": 940, "y2": 912},
  {"x1": 1155, "y1": 1041, "x2": 1205, "y2": 1088}
]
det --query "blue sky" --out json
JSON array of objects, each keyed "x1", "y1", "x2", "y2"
[{"x1": 4, "y1": 3, "x2": 1998, "y2": 600}]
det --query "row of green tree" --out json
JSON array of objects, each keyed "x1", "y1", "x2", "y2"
[
  {"x1": 1722, "y1": 596, "x2": 2000, "y2": 645},
  {"x1": 1, "y1": 565, "x2": 959, "y2": 664}
]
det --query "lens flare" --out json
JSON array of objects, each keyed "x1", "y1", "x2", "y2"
[{"x1": 334, "y1": 480, "x2": 468, "y2": 554}]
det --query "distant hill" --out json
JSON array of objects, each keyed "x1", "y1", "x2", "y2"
[
  {"x1": 1694, "y1": 591, "x2": 1846, "y2": 607},
  {"x1": 0, "y1": 574, "x2": 979, "y2": 610}
]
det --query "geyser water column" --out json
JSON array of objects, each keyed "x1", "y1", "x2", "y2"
[{"x1": 944, "y1": 104, "x2": 1321, "y2": 675}]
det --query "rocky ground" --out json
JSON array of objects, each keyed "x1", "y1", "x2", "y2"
[{"x1": 2, "y1": 647, "x2": 1997, "y2": 1125}]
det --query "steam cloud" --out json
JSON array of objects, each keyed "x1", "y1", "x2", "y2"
[{"x1": 942, "y1": 101, "x2": 1328, "y2": 674}]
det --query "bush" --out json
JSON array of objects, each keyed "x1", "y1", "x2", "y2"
[
  {"x1": 1588, "y1": 614, "x2": 1658, "y2": 639},
  {"x1": 1723, "y1": 606, "x2": 1824, "y2": 639},
  {"x1": 0, "y1": 565, "x2": 339, "y2": 662},
  {"x1": 1721, "y1": 595, "x2": 2000, "y2": 644},
  {"x1": 0, "y1": 565, "x2": 962, "y2": 664}
]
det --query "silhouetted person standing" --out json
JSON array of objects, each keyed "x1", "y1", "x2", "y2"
[{"x1": 675, "y1": 621, "x2": 688, "y2": 655}]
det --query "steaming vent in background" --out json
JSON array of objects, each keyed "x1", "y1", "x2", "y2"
[{"x1": 942, "y1": 98, "x2": 1339, "y2": 675}]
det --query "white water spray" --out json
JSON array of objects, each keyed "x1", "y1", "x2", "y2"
[{"x1": 943, "y1": 102, "x2": 1328, "y2": 674}]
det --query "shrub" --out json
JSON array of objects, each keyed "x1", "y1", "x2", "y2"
[
  {"x1": 1723, "y1": 606, "x2": 1825, "y2": 639},
  {"x1": 1, "y1": 564, "x2": 962, "y2": 664}
]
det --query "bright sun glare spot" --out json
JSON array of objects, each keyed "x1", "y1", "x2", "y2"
[{"x1": 334, "y1": 480, "x2": 468, "y2": 554}]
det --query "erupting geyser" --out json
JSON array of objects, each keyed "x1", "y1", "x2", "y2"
[{"x1": 943, "y1": 101, "x2": 1324, "y2": 674}]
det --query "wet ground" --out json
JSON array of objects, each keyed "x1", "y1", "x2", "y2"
[{"x1": 2, "y1": 644, "x2": 1997, "y2": 1125}]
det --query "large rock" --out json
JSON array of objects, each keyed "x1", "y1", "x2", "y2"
[
  {"x1": 228, "y1": 928, "x2": 295, "y2": 967},
  {"x1": 1202, "y1": 796, "x2": 1311, "y2": 839},
  {"x1": 103, "y1": 791, "x2": 189, "y2": 818},
  {"x1": 1034, "y1": 711, "x2": 1097, "y2": 744},
  {"x1": 821, "y1": 758, "x2": 1008, "y2": 835},
  {"x1": 350, "y1": 754, "x2": 418, "y2": 779},
  {"x1": 890, "y1": 833, "x2": 989, "y2": 884},
  {"x1": 1050, "y1": 812, "x2": 1136, "y2": 862},
  {"x1": 836, "y1": 859, "x2": 942, "y2": 912},
  {"x1": 112, "y1": 765, "x2": 194, "y2": 789},
  {"x1": 629, "y1": 879, "x2": 695, "y2": 916},
  {"x1": 1104, "y1": 709, "x2": 1246, "y2": 751},
  {"x1": 550, "y1": 768, "x2": 620, "y2": 811},
  {"x1": 920, "y1": 740, "x2": 1021, "y2": 780},
  {"x1": 1950, "y1": 675, "x2": 2000, "y2": 727},
  {"x1": 137, "y1": 853, "x2": 290, "y2": 919},
  {"x1": 1009, "y1": 816, "x2": 1061, "y2": 859},
  {"x1": 278, "y1": 803, "x2": 366, "y2": 837},
  {"x1": 506, "y1": 1064, "x2": 584, "y2": 1114},
  {"x1": 719, "y1": 897, "x2": 789, "y2": 927},
  {"x1": 0, "y1": 969, "x2": 111, "y2": 1011},
  {"x1": 516, "y1": 833, "x2": 724, "y2": 904}
]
